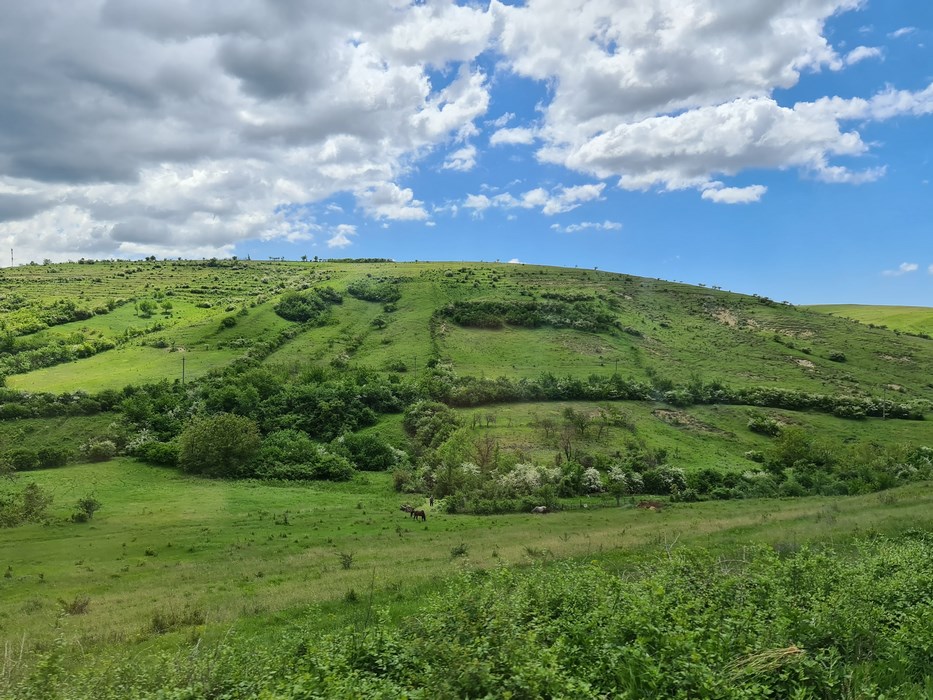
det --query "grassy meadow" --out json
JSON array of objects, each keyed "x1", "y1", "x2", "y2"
[
  {"x1": 810, "y1": 303, "x2": 933, "y2": 336},
  {"x1": 3, "y1": 461, "x2": 932, "y2": 666}
]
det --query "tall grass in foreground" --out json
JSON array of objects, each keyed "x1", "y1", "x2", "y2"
[{"x1": 9, "y1": 532, "x2": 932, "y2": 699}]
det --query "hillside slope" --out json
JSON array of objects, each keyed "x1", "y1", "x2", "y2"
[{"x1": 3, "y1": 260, "x2": 932, "y2": 408}]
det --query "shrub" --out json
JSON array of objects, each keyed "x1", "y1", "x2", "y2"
[
  {"x1": 0, "y1": 482, "x2": 53, "y2": 527},
  {"x1": 36, "y1": 447, "x2": 70, "y2": 469},
  {"x1": 220, "y1": 316, "x2": 237, "y2": 329},
  {"x1": 178, "y1": 413, "x2": 261, "y2": 478},
  {"x1": 134, "y1": 441, "x2": 179, "y2": 467},
  {"x1": 5, "y1": 449, "x2": 39, "y2": 472},
  {"x1": 83, "y1": 439, "x2": 117, "y2": 462},
  {"x1": 252, "y1": 431, "x2": 355, "y2": 481},
  {"x1": 828, "y1": 351, "x2": 847, "y2": 362},
  {"x1": 642, "y1": 465, "x2": 687, "y2": 495},
  {"x1": 747, "y1": 414, "x2": 781, "y2": 436},
  {"x1": 59, "y1": 595, "x2": 91, "y2": 615},
  {"x1": 273, "y1": 288, "x2": 341, "y2": 324},
  {"x1": 71, "y1": 495, "x2": 102, "y2": 523},
  {"x1": 337, "y1": 433, "x2": 405, "y2": 471}
]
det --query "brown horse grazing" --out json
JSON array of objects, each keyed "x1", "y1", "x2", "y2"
[{"x1": 410, "y1": 509, "x2": 426, "y2": 522}]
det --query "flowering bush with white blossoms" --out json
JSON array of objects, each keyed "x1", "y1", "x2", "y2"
[
  {"x1": 496, "y1": 463, "x2": 563, "y2": 498},
  {"x1": 583, "y1": 467, "x2": 603, "y2": 493},
  {"x1": 608, "y1": 466, "x2": 643, "y2": 495}
]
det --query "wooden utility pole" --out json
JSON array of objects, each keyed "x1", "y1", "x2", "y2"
[{"x1": 182, "y1": 355, "x2": 186, "y2": 385}]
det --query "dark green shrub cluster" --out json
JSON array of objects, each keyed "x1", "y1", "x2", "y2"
[
  {"x1": 250, "y1": 430, "x2": 353, "y2": 481},
  {"x1": 273, "y1": 287, "x2": 342, "y2": 323},
  {"x1": 131, "y1": 440, "x2": 178, "y2": 467},
  {"x1": 177, "y1": 413, "x2": 261, "y2": 478},
  {"x1": 70, "y1": 495, "x2": 101, "y2": 523},
  {"x1": 439, "y1": 299, "x2": 616, "y2": 332},
  {"x1": 334, "y1": 433, "x2": 407, "y2": 472},
  {"x1": 747, "y1": 414, "x2": 781, "y2": 435},
  {"x1": 82, "y1": 439, "x2": 117, "y2": 462},
  {"x1": 428, "y1": 371, "x2": 926, "y2": 420},
  {"x1": 345, "y1": 279, "x2": 402, "y2": 303},
  {"x1": 251, "y1": 536, "x2": 933, "y2": 699},
  {"x1": 0, "y1": 482, "x2": 53, "y2": 527},
  {"x1": 0, "y1": 336, "x2": 117, "y2": 376},
  {"x1": 403, "y1": 401, "x2": 460, "y2": 449},
  {"x1": 1, "y1": 447, "x2": 72, "y2": 472},
  {"x1": 0, "y1": 387, "x2": 121, "y2": 420},
  {"x1": 683, "y1": 432, "x2": 933, "y2": 500}
]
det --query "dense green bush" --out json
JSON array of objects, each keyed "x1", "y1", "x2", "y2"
[
  {"x1": 132, "y1": 441, "x2": 178, "y2": 467},
  {"x1": 439, "y1": 299, "x2": 616, "y2": 332},
  {"x1": 177, "y1": 413, "x2": 261, "y2": 478},
  {"x1": 335, "y1": 433, "x2": 406, "y2": 472},
  {"x1": 747, "y1": 414, "x2": 781, "y2": 436},
  {"x1": 345, "y1": 279, "x2": 402, "y2": 303},
  {"x1": 403, "y1": 401, "x2": 460, "y2": 449},
  {"x1": 273, "y1": 287, "x2": 342, "y2": 323},
  {"x1": 83, "y1": 439, "x2": 117, "y2": 462},
  {"x1": 0, "y1": 482, "x2": 53, "y2": 527},
  {"x1": 250, "y1": 430, "x2": 355, "y2": 481}
]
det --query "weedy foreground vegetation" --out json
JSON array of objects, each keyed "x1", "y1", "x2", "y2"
[{"x1": 1, "y1": 259, "x2": 932, "y2": 697}]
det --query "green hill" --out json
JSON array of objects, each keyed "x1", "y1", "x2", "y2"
[
  {"x1": 2, "y1": 259, "x2": 933, "y2": 698},
  {"x1": 3, "y1": 260, "x2": 932, "y2": 403}
]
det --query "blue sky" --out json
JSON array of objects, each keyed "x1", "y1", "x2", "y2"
[{"x1": 2, "y1": 1, "x2": 932, "y2": 305}]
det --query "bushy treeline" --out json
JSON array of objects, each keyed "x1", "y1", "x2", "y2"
[
  {"x1": 0, "y1": 336, "x2": 117, "y2": 377},
  {"x1": 0, "y1": 387, "x2": 122, "y2": 419},
  {"x1": 0, "y1": 297, "x2": 126, "y2": 337},
  {"x1": 438, "y1": 299, "x2": 616, "y2": 332},
  {"x1": 119, "y1": 367, "x2": 418, "y2": 479},
  {"x1": 18, "y1": 534, "x2": 932, "y2": 698},
  {"x1": 424, "y1": 369, "x2": 926, "y2": 420}
]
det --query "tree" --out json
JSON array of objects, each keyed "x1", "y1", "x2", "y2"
[
  {"x1": 138, "y1": 300, "x2": 157, "y2": 318},
  {"x1": 178, "y1": 413, "x2": 260, "y2": 478}
]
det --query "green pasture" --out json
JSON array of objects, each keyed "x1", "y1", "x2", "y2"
[
  {"x1": 810, "y1": 304, "x2": 933, "y2": 336},
  {"x1": 2, "y1": 460, "x2": 931, "y2": 669},
  {"x1": 449, "y1": 400, "x2": 933, "y2": 471},
  {"x1": 0, "y1": 415, "x2": 113, "y2": 455},
  {"x1": 6, "y1": 345, "x2": 239, "y2": 393}
]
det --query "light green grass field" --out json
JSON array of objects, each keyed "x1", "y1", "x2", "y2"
[
  {"x1": 449, "y1": 401, "x2": 933, "y2": 471},
  {"x1": 2, "y1": 460, "x2": 931, "y2": 669},
  {"x1": 6, "y1": 345, "x2": 239, "y2": 393},
  {"x1": 809, "y1": 304, "x2": 933, "y2": 336}
]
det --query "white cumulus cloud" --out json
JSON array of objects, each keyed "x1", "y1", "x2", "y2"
[
  {"x1": 357, "y1": 183, "x2": 428, "y2": 221},
  {"x1": 701, "y1": 184, "x2": 768, "y2": 204},
  {"x1": 327, "y1": 224, "x2": 358, "y2": 249},
  {"x1": 882, "y1": 262, "x2": 919, "y2": 276},
  {"x1": 845, "y1": 46, "x2": 883, "y2": 65},
  {"x1": 443, "y1": 144, "x2": 478, "y2": 172},
  {"x1": 550, "y1": 220, "x2": 622, "y2": 233},
  {"x1": 490, "y1": 127, "x2": 536, "y2": 146}
]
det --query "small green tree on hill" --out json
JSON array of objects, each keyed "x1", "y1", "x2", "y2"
[{"x1": 178, "y1": 413, "x2": 261, "y2": 478}]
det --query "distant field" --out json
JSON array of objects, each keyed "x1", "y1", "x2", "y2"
[
  {"x1": 809, "y1": 304, "x2": 933, "y2": 336},
  {"x1": 6, "y1": 345, "x2": 239, "y2": 393}
]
